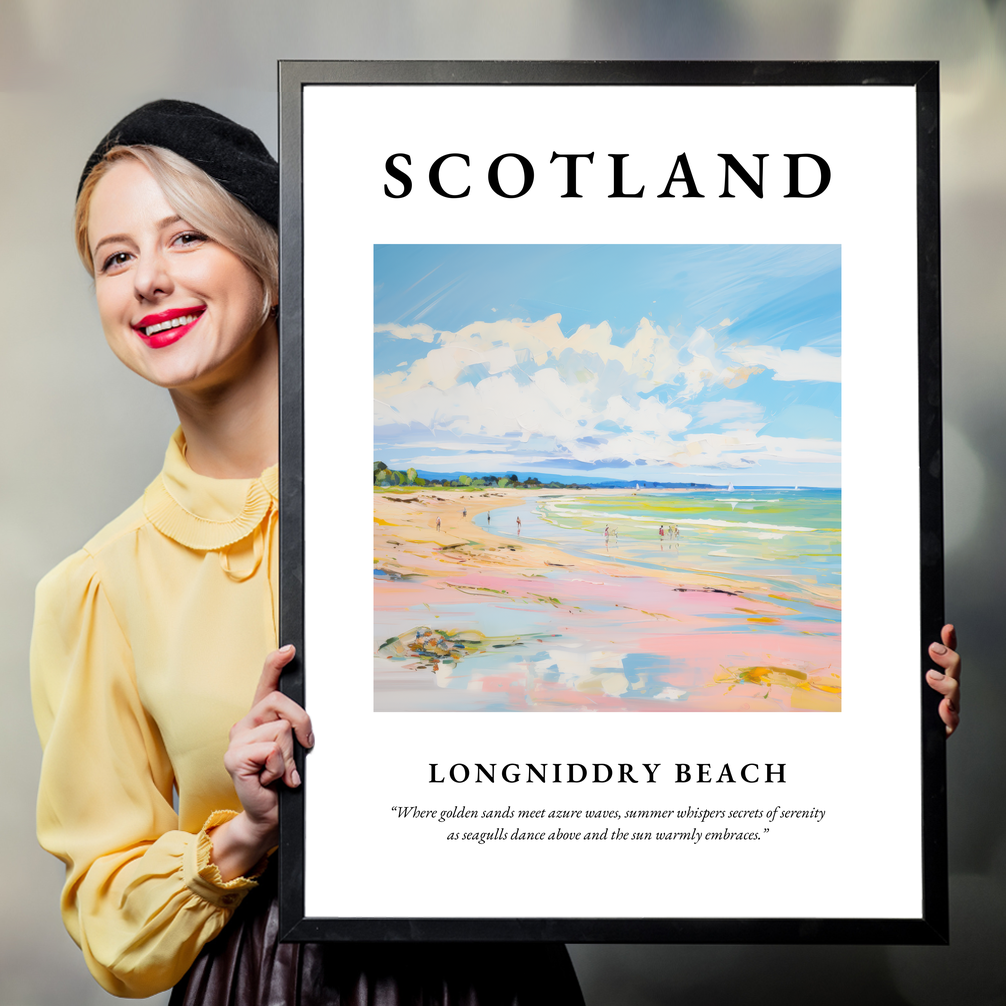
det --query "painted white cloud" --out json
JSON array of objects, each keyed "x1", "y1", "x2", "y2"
[
  {"x1": 697, "y1": 399, "x2": 764, "y2": 426},
  {"x1": 726, "y1": 344, "x2": 841, "y2": 382},
  {"x1": 375, "y1": 313, "x2": 841, "y2": 471},
  {"x1": 604, "y1": 395, "x2": 692, "y2": 437},
  {"x1": 377, "y1": 315, "x2": 771, "y2": 400},
  {"x1": 664, "y1": 432, "x2": 841, "y2": 470},
  {"x1": 376, "y1": 369, "x2": 697, "y2": 465},
  {"x1": 375, "y1": 322, "x2": 437, "y2": 343}
]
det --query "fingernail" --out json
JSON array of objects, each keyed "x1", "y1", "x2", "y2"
[
  {"x1": 280, "y1": 644, "x2": 295, "y2": 654},
  {"x1": 307, "y1": 732, "x2": 315, "y2": 748},
  {"x1": 931, "y1": 643, "x2": 947, "y2": 654},
  {"x1": 927, "y1": 669, "x2": 944, "y2": 679},
  {"x1": 292, "y1": 768, "x2": 301, "y2": 787}
]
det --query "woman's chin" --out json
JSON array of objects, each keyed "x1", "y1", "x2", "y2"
[
  {"x1": 109, "y1": 322, "x2": 273, "y2": 395},
  {"x1": 122, "y1": 352, "x2": 220, "y2": 392}
]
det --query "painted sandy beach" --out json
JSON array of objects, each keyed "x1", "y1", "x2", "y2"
[{"x1": 374, "y1": 486, "x2": 841, "y2": 711}]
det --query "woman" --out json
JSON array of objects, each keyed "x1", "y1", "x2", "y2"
[{"x1": 31, "y1": 100, "x2": 586, "y2": 1004}]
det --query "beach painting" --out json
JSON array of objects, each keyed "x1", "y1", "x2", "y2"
[{"x1": 374, "y1": 245, "x2": 841, "y2": 712}]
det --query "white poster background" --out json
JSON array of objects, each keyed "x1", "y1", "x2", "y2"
[{"x1": 301, "y1": 85, "x2": 920, "y2": 920}]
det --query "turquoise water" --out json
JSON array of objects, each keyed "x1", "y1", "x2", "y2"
[{"x1": 475, "y1": 488, "x2": 841, "y2": 598}]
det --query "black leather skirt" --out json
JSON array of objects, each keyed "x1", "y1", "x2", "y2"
[{"x1": 169, "y1": 869, "x2": 585, "y2": 1006}]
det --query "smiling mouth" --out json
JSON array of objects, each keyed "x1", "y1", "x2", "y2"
[{"x1": 135, "y1": 307, "x2": 206, "y2": 338}]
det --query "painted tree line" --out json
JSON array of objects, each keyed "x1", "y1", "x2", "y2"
[{"x1": 375, "y1": 461, "x2": 553, "y2": 489}]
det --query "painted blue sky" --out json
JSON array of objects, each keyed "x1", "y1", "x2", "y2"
[{"x1": 374, "y1": 245, "x2": 841, "y2": 486}]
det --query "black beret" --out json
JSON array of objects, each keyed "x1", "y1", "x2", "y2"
[{"x1": 78, "y1": 99, "x2": 278, "y2": 228}]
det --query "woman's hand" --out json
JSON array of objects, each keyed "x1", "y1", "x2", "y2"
[
  {"x1": 926, "y1": 624, "x2": 961, "y2": 738},
  {"x1": 209, "y1": 645, "x2": 314, "y2": 881}
]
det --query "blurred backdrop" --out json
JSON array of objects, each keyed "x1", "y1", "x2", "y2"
[{"x1": 1, "y1": 1, "x2": 1003, "y2": 1003}]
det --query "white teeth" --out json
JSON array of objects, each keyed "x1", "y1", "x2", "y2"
[{"x1": 142, "y1": 313, "x2": 199, "y2": 337}]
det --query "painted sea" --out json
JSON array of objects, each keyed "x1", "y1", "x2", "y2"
[{"x1": 482, "y1": 488, "x2": 840, "y2": 595}]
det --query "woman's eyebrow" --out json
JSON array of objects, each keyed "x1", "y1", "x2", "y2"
[
  {"x1": 92, "y1": 216, "x2": 185, "y2": 257},
  {"x1": 92, "y1": 232, "x2": 133, "y2": 256}
]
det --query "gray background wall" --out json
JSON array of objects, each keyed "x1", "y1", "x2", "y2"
[{"x1": 1, "y1": 2, "x2": 1003, "y2": 1003}]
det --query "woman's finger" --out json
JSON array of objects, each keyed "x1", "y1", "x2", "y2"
[
  {"x1": 224, "y1": 738, "x2": 287, "y2": 787},
  {"x1": 243, "y1": 690, "x2": 314, "y2": 749},
  {"x1": 926, "y1": 668, "x2": 960, "y2": 736},
  {"x1": 255, "y1": 742, "x2": 287, "y2": 787},
  {"x1": 252, "y1": 644, "x2": 296, "y2": 707},
  {"x1": 939, "y1": 698, "x2": 961, "y2": 737},
  {"x1": 941, "y1": 623, "x2": 957, "y2": 653},
  {"x1": 925, "y1": 668, "x2": 959, "y2": 703},
  {"x1": 928, "y1": 642, "x2": 961, "y2": 678},
  {"x1": 234, "y1": 718, "x2": 301, "y2": 788}
]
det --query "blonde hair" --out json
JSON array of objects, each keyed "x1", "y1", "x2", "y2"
[{"x1": 75, "y1": 145, "x2": 278, "y2": 323}]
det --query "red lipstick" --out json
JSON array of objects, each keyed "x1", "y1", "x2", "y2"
[{"x1": 132, "y1": 306, "x2": 205, "y2": 349}]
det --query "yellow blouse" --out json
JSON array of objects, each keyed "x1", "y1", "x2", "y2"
[{"x1": 31, "y1": 428, "x2": 279, "y2": 998}]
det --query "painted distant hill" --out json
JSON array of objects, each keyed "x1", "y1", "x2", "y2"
[
  {"x1": 419, "y1": 470, "x2": 715, "y2": 489},
  {"x1": 374, "y1": 461, "x2": 714, "y2": 490}
]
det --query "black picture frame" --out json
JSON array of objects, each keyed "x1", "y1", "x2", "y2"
[{"x1": 277, "y1": 60, "x2": 945, "y2": 945}]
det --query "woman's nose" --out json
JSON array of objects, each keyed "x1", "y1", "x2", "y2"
[{"x1": 133, "y1": 249, "x2": 173, "y2": 302}]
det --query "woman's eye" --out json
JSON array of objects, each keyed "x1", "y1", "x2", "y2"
[
  {"x1": 101, "y1": 251, "x2": 132, "y2": 273},
  {"x1": 173, "y1": 231, "x2": 208, "y2": 248}
]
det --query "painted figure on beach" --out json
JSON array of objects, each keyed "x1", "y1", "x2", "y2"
[{"x1": 374, "y1": 244, "x2": 842, "y2": 713}]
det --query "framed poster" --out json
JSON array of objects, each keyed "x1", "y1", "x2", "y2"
[{"x1": 277, "y1": 61, "x2": 946, "y2": 943}]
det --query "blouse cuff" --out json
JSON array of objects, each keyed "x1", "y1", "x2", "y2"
[{"x1": 183, "y1": 810, "x2": 269, "y2": 909}]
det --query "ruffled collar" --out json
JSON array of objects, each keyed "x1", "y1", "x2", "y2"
[{"x1": 143, "y1": 428, "x2": 278, "y2": 551}]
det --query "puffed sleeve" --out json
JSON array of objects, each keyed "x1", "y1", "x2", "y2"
[{"x1": 31, "y1": 549, "x2": 262, "y2": 998}]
